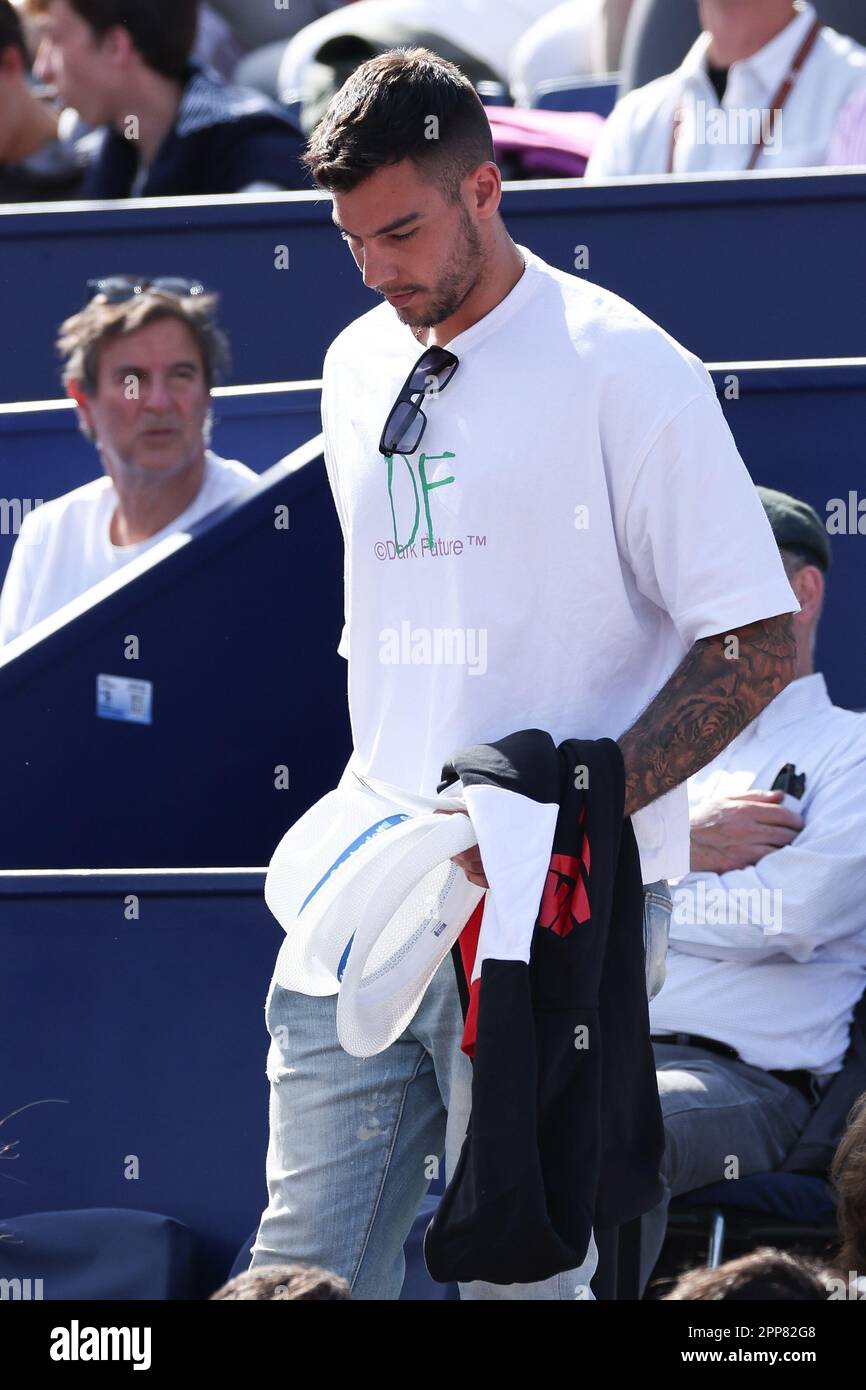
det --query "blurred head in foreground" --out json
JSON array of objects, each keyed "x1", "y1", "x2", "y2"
[{"x1": 210, "y1": 1263, "x2": 352, "y2": 1301}]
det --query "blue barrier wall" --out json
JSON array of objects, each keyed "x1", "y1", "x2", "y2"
[
  {"x1": 708, "y1": 359, "x2": 866, "y2": 713},
  {"x1": 0, "y1": 437, "x2": 352, "y2": 869},
  {"x1": 0, "y1": 383, "x2": 322, "y2": 583},
  {"x1": 0, "y1": 869, "x2": 276, "y2": 1298},
  {"x1": 1, "y1": 173, "x2": 865, "y2": 402}
]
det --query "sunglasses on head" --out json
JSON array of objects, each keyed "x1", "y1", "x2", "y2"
[
  {"x1": 85, "y1": 276, "x2": 207, "y2": 305},
  {"x1": 378, "y1": 345, "x2": 459, "y2": 457}
]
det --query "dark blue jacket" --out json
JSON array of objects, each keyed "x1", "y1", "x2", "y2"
[{"x1": 82, "y1": 65, "x2": 307, "y2": 198}]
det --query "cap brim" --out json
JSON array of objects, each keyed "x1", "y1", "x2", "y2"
[
  {"x1": 266, "y1": 783, "x2": 414, "y2": 994},
  {"x1": 336, "y1": 814, "x2": 485, "y2": 1057}
]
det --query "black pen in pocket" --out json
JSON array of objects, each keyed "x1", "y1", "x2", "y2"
[{"x1": 770, "y1": 763, "x2": 806, "y2": 799}]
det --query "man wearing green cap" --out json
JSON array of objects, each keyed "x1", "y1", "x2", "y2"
[{"x1": 640, "y1": 484, "x2": 866, "y2": 1294}]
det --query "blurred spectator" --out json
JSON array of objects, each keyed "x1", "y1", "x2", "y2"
[
  {"x1": 210, "y1": 1262, "x2": 351, "y2": 1299},
  {"x1": 273, "y1": 0, "x2": 567, "y2": 132},
  {"x1": 0, "y1": 0, "x2": 85, "y2": 198},
  {"x1": 24, "y1": 0, "x2": 307, "y2": 196},
  {"x1": 663, "y1": 1247, "x2": 831, "y2": 1299},
  {"x1": 827, "y1": 83, "x2": 866, "y2": 163},
  {"x1": 639, "y1": 486, "x2": 866, "y2": 1295},
  {"x1": 0, "y1": 277, "x2": 257, "y2": 647},
  {"x1": 828, "y1": 1090, "x2": 866, "y2": 1287},
  {"x1": 585, "y1": 0, "x2": 866, "y2": 177}
]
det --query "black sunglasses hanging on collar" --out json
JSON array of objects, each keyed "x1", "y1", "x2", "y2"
[{"x1": 378, "y1": 345, "x2": 459, "y2": 456}]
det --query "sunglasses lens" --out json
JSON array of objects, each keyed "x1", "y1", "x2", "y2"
[
  {"x1": 152, "y1": 278, "x2": 205, "y2": 297},
  {"x1": 378, "y1": 348, "x2": 458, "y2": 456},
  {"x1": 86, "y1": 276, "x2": 136, "y2": 302},
  {"x1": 382, "y1": 399, "x2": 424, "y2": 455},
  {"x1": 407, "y1": 350, "x2": 456, "y2": 395}
]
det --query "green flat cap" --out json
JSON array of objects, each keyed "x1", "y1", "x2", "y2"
[{"x1": 757, "y1": 485, "x2": 832, "y2": 572}]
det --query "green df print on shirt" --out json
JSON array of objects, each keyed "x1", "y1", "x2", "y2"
[{"x1": 385, "y1": 450, "x2": 456, "y2": 553}]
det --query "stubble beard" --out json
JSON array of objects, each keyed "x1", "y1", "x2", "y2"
[{"x1": 396, "y1": 209, "x2": 487, "y2": 330}]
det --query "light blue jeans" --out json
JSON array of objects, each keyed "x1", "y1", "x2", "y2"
[{"x1": 249, "y1": 880, "x2": 672, "y2": 1299}]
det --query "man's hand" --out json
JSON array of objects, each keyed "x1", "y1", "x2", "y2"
[
  {"x1": 690, "y1": 789, "x2": 804, "y2": 874},
  {"x1": 433, "y1": 806, "x2": 490, "y2": 888}
]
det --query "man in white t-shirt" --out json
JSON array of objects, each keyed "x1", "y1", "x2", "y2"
[
  {"x1": 585, "y1": 0, "x2": 866, "y2": 179},
  {"x1": 0, "y1": 277, "x2": 258, "y2": 648},
  {"x1": 249, "y1": 48, "x2": 799, "y2": 1301}
]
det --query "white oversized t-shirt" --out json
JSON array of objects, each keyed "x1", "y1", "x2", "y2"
[
  {"x1": 0, "y1": 451, "x2": 258, "y2": 646},
  {"x1": 321, "y1": 244, "x2": 799, "y2": 883}
]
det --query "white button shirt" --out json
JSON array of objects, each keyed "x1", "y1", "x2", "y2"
[
  {"x1": 650, "y1": 672, "x2": 866, "y2": 1076},
  {"x1": 585, "y1": 2, "x2": 866, "y2": 178}
]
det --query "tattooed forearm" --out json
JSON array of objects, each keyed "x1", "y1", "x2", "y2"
[{"x1": 617, "y1": 613, "x2": 797, "y2": 819}]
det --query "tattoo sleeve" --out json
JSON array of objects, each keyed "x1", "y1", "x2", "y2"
[{"x1": 616, "y1": 613, "x2": 797, "y2": 819}]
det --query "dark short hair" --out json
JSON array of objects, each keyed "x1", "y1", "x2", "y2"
[
  {"x1": 24, "y1": 0, "x2": 198, "y2": 80},
  {"x1": 663, "y1": 1247, "x2": 831, "y2": 1301},
  {"x1": 303, "y1": 46, "x2": 495, "y2": 200},
  {"x1": 0, "y1": 0, "x2": 28, "y2": 62},
  {"x1": 210, "y1": 1264, "x2": 352, "y2": 1300}
]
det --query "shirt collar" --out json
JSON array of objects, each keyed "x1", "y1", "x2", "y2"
[
  {"x1": 753, "y1": 669, "x2": 830, "y2": 736},
  {"x1": 744, "y1": 2, "x2": 817, "y2": 96},
  {"x1": 680, "y1": 2, "x2": 818, "y2": 98}
]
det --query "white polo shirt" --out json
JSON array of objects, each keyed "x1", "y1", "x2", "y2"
[
  {"x1": 651, "y1": 673, "x2": 866, "y2": 1076},
  {"x1": 321, "y1": 242, "x2": 799, "y2": 885},
  {"x1": 0, "y1": 451, "x2": 257, "y2": 647},
  {"x1": 585, "y1": 1, "x2": 866, "y2": 178}
]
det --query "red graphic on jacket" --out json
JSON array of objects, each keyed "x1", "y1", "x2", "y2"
[
  {"x1": 457, "y1": 812, "x2": 592, "y2": 1056},
  {"x1": 537, "y1": 810, "x2": 591, "y2": 937}
]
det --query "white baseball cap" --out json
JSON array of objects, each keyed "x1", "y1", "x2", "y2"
[
  {"x1": 335, "y1": 808, "x2": 485, "y2": 1056},
  {"x1": 266, "y1": 770, "x2": 484, "y2": 1049}
]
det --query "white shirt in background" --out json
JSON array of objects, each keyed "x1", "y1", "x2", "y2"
[
  {"x1": 320, "y1": 241, "x2": 798, "y2": 886},
  {"x1": 585, "y1": 1, "x2": 866, "y2": 178},
  {"x1": 650, "y1": 672, "x2": 866, "y2": 1077},
  {"x1": 0, "y1": 451, "x2": 258, "y2": 646},
  {"x1": 827, "y1": 84, "x2": 866, "y2": 164}
]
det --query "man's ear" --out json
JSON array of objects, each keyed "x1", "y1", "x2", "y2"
[
  {"x1": 798, "y1": 564, "x2": 825, "y2": 622},
  {"x1": 67, "y1": 379, "x2": 96, "y2": 442},
  {"x1": 100, "y1": 23, "x2": 137, "y2": 68}
]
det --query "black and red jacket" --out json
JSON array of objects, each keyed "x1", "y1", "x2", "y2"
[{"x1": 424, "y1": 729, "x2": 665, "y2": 1286}]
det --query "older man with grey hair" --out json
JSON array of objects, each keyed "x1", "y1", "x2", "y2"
[{"x1": 0, "y1": 276, "x2": 256, "y2": 647}]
